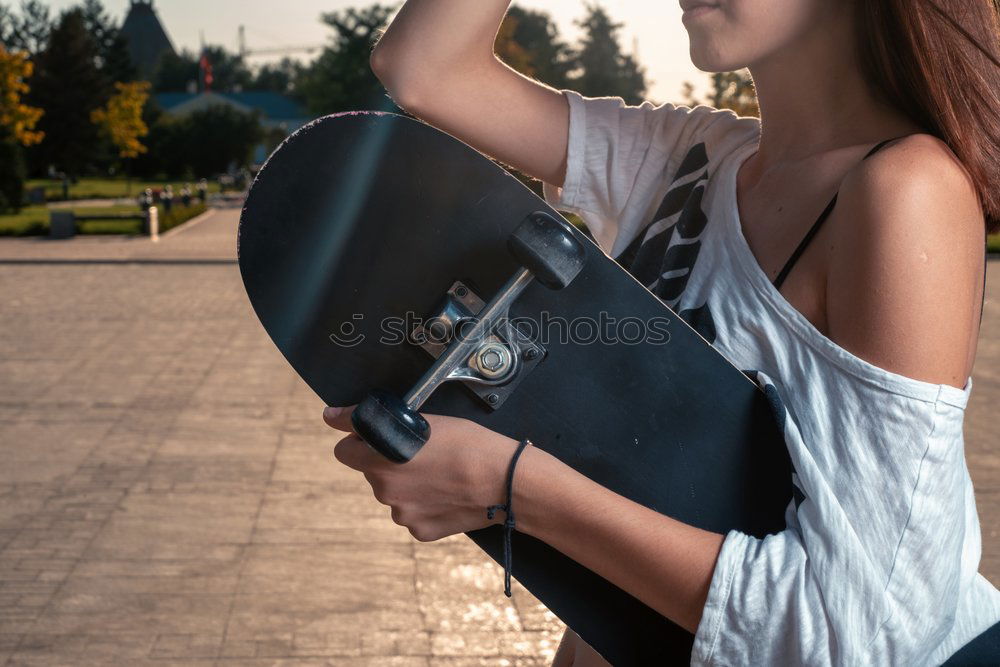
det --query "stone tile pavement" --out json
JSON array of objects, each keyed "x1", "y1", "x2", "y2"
[
  {"x1": 0, "y1": 209, "x2": 561, "y2": 666},
  {"x1": 0, "y1": 208, "x2": 995, "y2": 665}
]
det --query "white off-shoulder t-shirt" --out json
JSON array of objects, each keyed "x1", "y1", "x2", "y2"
[{"x1": 541, "y1": 88, "x2": 1000, "y2": 666}]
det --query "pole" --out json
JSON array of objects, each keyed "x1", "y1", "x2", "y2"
[{"x1": 148, "y1": 205, "x2": 159, "y2": 242}]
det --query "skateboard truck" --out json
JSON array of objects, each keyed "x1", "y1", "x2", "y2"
[
  {"x1": 352, "y1": 211, "x2": 587, "y2": 463},
  {"x1": 411, "y1": 281, "x2": 545, "y2": 409}
]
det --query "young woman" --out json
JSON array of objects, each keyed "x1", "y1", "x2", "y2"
[{"x1": 322, "y1": 0, "x2": 1000, "y2": 663}]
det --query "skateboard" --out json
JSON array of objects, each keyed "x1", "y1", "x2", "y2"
[{"x1": 238, "y1": 111, "x2": 793, "y2": 665}]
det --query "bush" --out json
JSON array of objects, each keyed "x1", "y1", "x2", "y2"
[
  {"x1": 158, "y1": 202, "x2": 207, "y2": 233},
  {"x1": 0, "y1": 202, "x2": 208, "y2": 236}
]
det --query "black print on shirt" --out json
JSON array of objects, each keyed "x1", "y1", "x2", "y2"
[{"x1": 615, "y1": 142, "x2": 718, "y2": 343}]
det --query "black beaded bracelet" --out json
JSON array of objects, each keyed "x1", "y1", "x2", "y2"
[{"x1": 486, "y1": 438, "x2": 532, "y2": 597}]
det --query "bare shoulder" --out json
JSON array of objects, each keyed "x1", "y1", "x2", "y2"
[{"x1": 826, "y1": 133, "x2": 985, "y2": 388}]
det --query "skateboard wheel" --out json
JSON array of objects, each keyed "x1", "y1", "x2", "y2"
[
  {"x1": 508, "y1": 212, "x2": 586, "y2": 289},
  {"x1": 351, "y1": 390, "x2": 430, "y2": 464}
]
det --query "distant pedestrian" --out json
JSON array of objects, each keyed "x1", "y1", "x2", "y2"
[
  {"x1": 181, "y1": 183, "x2": 192, "y2": 207},
  {"x1": 197, "y1": 179, "x2": 208, "y2": 204},
  {"x1": 162, "y1": 184, "x2": 174, "y2": 213}
]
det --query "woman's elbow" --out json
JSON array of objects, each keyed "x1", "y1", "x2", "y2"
[{"x1": 370, "y1": 45, "x2": 423, "y2": 112}]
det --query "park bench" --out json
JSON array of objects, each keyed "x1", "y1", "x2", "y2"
[{"x1": 49, "y1": 207, "x2": 160, "y2": 240}]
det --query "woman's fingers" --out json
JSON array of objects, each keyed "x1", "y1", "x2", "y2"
[
  {"x1": 323, "y1": 404, "x2": 356, "y2": 432},
  {"x1": 333, "y1": 434, "x2": 377, "y2": 472}
]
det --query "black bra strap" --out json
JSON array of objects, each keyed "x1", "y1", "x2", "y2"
[
  {"x1": 773, "y1": 137, "x2": 901, "y2": 290},
  {"x1": 862, "y1": 137, "x2": 901, "y2": 159},
  {"x1": 772, "y1": 194, "x2": 839, "y2": 290}
]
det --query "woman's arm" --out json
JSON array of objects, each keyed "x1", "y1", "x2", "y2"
[
  {"x1": 323, "y1": 408, "x2": 724, "y2": 635},
  {"x1": 511, "y1": 443, "x2": 725, "y2": 634},
  {"x1": 371, "y1": 0, "x2": 571, "y2": 187}
]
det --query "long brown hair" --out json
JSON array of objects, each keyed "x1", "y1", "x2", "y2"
[{"x1": 855, "y1": 0, "x2": 1000, "y2": 234}]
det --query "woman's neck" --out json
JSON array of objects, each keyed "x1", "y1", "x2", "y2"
[{"x1": 744, "y1": 13, "x2": 923, "y2": 173}]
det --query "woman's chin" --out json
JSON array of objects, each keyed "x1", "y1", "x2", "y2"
[
  {"x1": 689, "y1": 50, "x2": 740, "y2": 74},
  {"x1": 691, "y1": 54, "x2": 739, "y2": 74}
]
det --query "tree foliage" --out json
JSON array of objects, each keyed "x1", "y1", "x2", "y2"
[
  {"x1": 1, "y1": 0, "x2": 141, "y2": 176},
  {"x1": 0, "y1": 45, "x2": 41, "y2": 145},
  {"x1": 0, "y1": 0, "x2": 668, "y2": 183},
  {"x1": 297, "y1": 4, "x2": 400, "y2": 115},
  {"x1": 153, "y1": 51, "x2": 198, "y2": 92},
  {"x1": 26, "y1": 8, "x2": 110, "y2": 176},
  {"x1": 81, "y1": 0, "x2": 134, "y2": 84},
  {"x1": 0, "y1": 43, "x2": 39, "y2": 212},
  {"x1": 154, "y1": 46, "x2": 253, "y2": 94},
  {"x1": 683, "y1": 69, "x2": 759, "y2": 117},
  {"x1": 496, "y1": 6, "x2": 574, "y2": 89},
  {"x1": 91, "y1": 80, "x2": 150, "y2": 159},
  {"x1": 0, "y1": 0, "x2": 50, "y2": 55},
  {"x1": 0, "y1": 5, "x2": 10, "y2": 47},
  {"x1": 570, "y1": 3, "x2": 646, "y2": 104},
  {"x1": 494, "y1": 15, "x2": 534, "y2": 76},
  {"x1": 138, "y1": 104, "x2": 262, "y2": 177},
  {"x1": 0, "y1": 135, "x2": 24, "y2": 212},
  {"x1": 253, "y1": 57, "x2": 305, "y2": 97}
]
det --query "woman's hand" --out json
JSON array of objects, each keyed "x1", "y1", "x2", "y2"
[
  {"x1": 323, "y1": 406, "x2": 723, "y2": 634},
  {"x1": 322, "y1": 406, "x2": 519, "y2": 542}
]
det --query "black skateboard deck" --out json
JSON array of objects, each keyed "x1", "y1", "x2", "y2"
[{"x1": 239, "y1": 111, "x2": 793, "y2": 665}]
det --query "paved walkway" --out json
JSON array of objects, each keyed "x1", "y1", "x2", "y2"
[{"x1": 0, "y1": 210, "x2": 996, "y2": 665}]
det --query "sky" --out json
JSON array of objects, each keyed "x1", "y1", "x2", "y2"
[{"x1": 42, "y1": 0, "x2": 711, "y2": 104}]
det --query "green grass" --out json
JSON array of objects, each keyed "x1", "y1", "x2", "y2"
[
  {"x1": 988, "y1": 234, "x2": 1000, "y2": 254},
  {"x1": 0, "y1": 202, "x2": 208, "y2": 236},
  {"x1": 25, "y1": 177, "x2": 221, "y2": 202},
  {"x1": 0, "y1": 206, "x2": 48, "y2": 236}
]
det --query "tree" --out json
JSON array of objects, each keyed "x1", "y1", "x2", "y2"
[
  {"x1": 185, "y1": 105, "x2": 263, "y2": 174},
  {"x1": 153, "y1": 50, "x2": 197, "y2": 92},
  {"x1": 0, "y1": 44, "x2": 41, "y2": 211},
  {"x1": 91, "y1": 80, "x2": 149, "y2": 192},
  {"x1": 81, "y1": 0, "x2": 134, "y2": 84},
  {"x1": 199, "y1": 45, "x2": 252, "y2": 92},
  {"x1": 569, "y1": 3, "x2": 646, "y2": 104},
  {"x1": 253, "y1": 57, "x2": 304, "y2": 97},
  {"x1": 0, "y1": 0, "x2": 50, "y2": 56},
  {"x1": 0, "y1": 45, "x2": 41, "y2": 144},
  {"x1": 709, "y1": 70, "x2": 758, "y2": 117},
  {"x1": 26, "y1": 8, "x2": 109, "y2": 176},
  {"x1": 297, "y1": 4, "x2": 400, "y2": 115},
  {"x1": 91, "y1": 81, "x2": 149, "y2": 160},
  {"x1": 683, "y1": 69, "x2": 759, "y2": 117},
  {"x1": 153, "y1": 46, "x2": 252, "y2": 93},
  {"x1": 494, "y1": 13, "x2": 533, "y2": 75},
  {"x1": 0, "y1": 5, "x2": 13, "y2": 48},
  {"x1": 496, "y1": 6, "x2": 574, "y2": 89},
  {"x1": 143, "y1": 104, "x2": 262, "y2": 177}
]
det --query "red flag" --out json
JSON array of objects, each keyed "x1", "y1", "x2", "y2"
[{"x1": 199, "y1": 53, "x2": 214, "y2": 92}]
